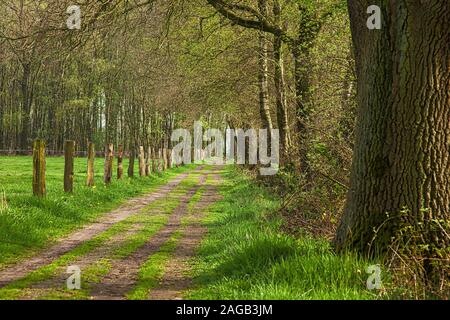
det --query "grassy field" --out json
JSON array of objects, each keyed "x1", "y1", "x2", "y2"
[
  {"x1": 0, "y1": 169, "x2": 204, "y2": 300},
  {"x1": 0, "y1": 157, "x2": 388, "y2": 300},
  {"x1": 0, "y1": 156, "x2": 194, "y2": 267},
  {"x1": 188, "y1": 168, "x2": 387, "y2": 300}
]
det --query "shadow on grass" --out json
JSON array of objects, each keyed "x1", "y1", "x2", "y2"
[{"x1": 189, "y1": 167, "x2": 380, "y2": 300}]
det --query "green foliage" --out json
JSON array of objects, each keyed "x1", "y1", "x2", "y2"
[
  {"x1": 0, "y1": 156, "x2": 194, "y2": 267},
  {"x1": 188, "y1": 167, "x2": 382, "y2": 300},
  {"x1": 382, "y1": 207, "x2": 450, "y2": 299}
]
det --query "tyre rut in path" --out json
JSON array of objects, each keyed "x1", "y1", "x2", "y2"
[
  {"x1": 88, "y1": 171, "x2": 210, "y2": 300},
  {"x1": 19, "y1": 223, "x2": 147, "y2": 300},
  {"x1": 149, "y1": 171, "x2": 223, "y2": 300},
  {"x1": 0, "y1": 168, "x2": 201, "y2": 288}
]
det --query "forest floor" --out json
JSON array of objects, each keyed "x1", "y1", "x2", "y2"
[{"x1": 0, "y1": 157, "x2": 382, "y2": 300}]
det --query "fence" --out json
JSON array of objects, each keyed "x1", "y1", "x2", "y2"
[
  {"x1": 29, "y1": 139, "x2": 177, "y2": 197},
  {"x1": 0, "y1": 149, "x2": 106, "y2": 157}
]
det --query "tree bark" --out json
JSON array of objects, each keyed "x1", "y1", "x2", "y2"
[
  {"x1": 273, "y1": 0, "x2": 291, "y2": 163},
  {"x1": 335, "y1": 0, "x2": 450, "y2": 259},
  {"x1": 293, "y1": 46, "x2": 312, "y2": 175},
  {"x1": 257, "y1": 0, "x2": 273, "y2": 132},
  {"x1": 20, "y1": 63, "x2": 32, "y2": 150}
]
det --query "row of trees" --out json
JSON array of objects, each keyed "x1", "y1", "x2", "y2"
[
  {"x1": 1, "y1": 0, "x2": 448, "y2": 294},
  {"x1": 0, "y1": 1, "x2": 195, "y2": 153},
  {"x1": 205, "y1": 1, "x2": 450, "y2": 292}
]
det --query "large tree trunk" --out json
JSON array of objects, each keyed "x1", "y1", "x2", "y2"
[
  {"x1": 257, "y1": 0, "x2": 273, "y2": 131},
  {"x1": 335, "y1": 0, "x2": 450, "y2": 261}
]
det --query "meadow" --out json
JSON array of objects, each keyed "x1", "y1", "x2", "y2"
[
  {"x1": 187, "y1": 169, "x2": 386, "y2": 300},
  {"x1": 0, "y1": 156, "x2": 192, "y2": 267},
  {"x1": 0, "y1": 157, "x2": 387, "y2": 300}
]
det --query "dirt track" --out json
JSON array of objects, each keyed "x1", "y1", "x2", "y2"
[{"x1": 0, "y1": 166, "x2": 223, "y2": 300}]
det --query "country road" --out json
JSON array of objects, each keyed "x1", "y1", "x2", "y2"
[{"x1": 0, "y1": 166, "x2": 223, "y2": 300}]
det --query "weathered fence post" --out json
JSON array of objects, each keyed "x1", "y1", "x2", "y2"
[
  {"x1": 202, "y1": 149, "x2": 206, "y2": 162},
  {"x1": 33, "y1": 139, "x2": 46, "y2": 197},
  {"x1": 128, "y1": 149, "x2": 135, "y2": 177},
  {"x1": 64, "y1": 140, "x2": 75, "y2": 193},
  {"x1": 163, "y1": 147, "x2": 168, "y2": 171},
  {"x1": 139, "y1": 146, "x2": 146, "y2": 176},
  {"x1": 152, "y1": 147, "x2": 157, "y2": 173},
  {"x1": 104, "y1": 144, "x2": 114, "y2": 184},
  {"x1": 117, "y1": 144, "x2": 124, "y2": 179},
  {"x1": 167, "y1": 148, "x2": 173, "y2": 169},
  {"x1": 86, "y1": 142, "x2": 95, "y2": 187},
  {"x1": 158, "y1": 148, "x2": 163, "y2": 171},
  {"x1": 145, "y1": 147, "x2": 151, "y2": 176}
]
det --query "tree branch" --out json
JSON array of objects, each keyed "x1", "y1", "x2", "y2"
[{"x1": 206, "y1": 0, "x2": 294, "y2": 45}]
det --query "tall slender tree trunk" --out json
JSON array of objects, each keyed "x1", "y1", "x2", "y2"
[
  {"x1": 20, "y1": 62, "x2": 32, "y2": 150},
  {"x1": 339, "y1": 48, "x2": 356, "y2": 149},
  {"x1": 292, "y1": 47, "x2": 311, "y2": 175},
  {"x1": 335, "y1": 0, "x2": 450, "y2": 264},
  {"x1": 257, "y1": 0, "x2": 273, "y2": 132},
  {"x1": 273, "y1": 0, "x2": 290, "y2": 164}
]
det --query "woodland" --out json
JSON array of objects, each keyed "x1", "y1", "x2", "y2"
[{"x1": 0, "y1": 0, "x2": 448, "y2": 300}]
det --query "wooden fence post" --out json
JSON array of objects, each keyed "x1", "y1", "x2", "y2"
[
  {"x1": 167, "y1": 148, "x2": 173, "y2": 169},
  {"x1": 151, "y1": 147, "x2": 157, "y2": 173},
  {"x1": 33, "y1": 139, "x2": 46, "y2": 197},
  {"x1": 163, "y1": 147, "x2": 168, "y2": 171},
  {"x1": 138, "y1": 146, "x2": 146, "y2": 176},
  {"x1": 104, "y1": 144, "x2": 114, "y2": 184},
  {"x1": 117, "y1": 144, "x2": 124, "y2": 179},
  {"x1": 128, "y1": 149, "x2": 135, "y2": 177},
  {"x1": 145, "y1": 147, "x2": 151, "y2": 176},
  {"x1": 64, "y1": 140, "x2": 75, "y2": 193},
  {"x1": 87, "y1": 142, "x2": 95, "y2": 187},
  {"x1": 158, "y1": 148, "x2": 164, "y2": 172}
]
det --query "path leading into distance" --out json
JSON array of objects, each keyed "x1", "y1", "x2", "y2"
[{"x1": 0, "y1": 166, "x2": 223, "y2": 300}]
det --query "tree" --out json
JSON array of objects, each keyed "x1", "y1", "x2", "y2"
[
  {"x1": 206, "y1": 0, "x2": 343, "y2": 172},
  {"x1": 273, "y1": 0, "x2": 291, "y2": 162},
  {"x1": 334, "y1": 0, "x2": 450, "y2": 270},
  {"x1": 257, "y1": 0, "x2": 274, "y2": 132}
]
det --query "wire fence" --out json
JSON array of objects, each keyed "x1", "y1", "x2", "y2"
[{"x1": 0, "y1": 149, "x2": 114, "y2": 157}]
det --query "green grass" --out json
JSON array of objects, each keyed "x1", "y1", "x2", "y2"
[
  {"x1": 188, "y1": 167, "x2": 386, "y2": 300},
  {"x1": 0, "y1": 168, "x2": 202, "y2": 300},
  {"x1": 0, "y1": 155, "x2": 195, "y2": 267},
  {"x1": 0, "y1": 158, "x2": 390, "y2": 300},
  {"x1": 127, "y1": 171, "x2": 209, "y2": 300},
  {"x1": 127, "y1": 231, "x2": 182, "y2": 300}
]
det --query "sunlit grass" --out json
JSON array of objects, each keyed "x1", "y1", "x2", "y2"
[
  {"x1": 188, "y1": 167, "x2": 385, "y2": 300},
  {"x1": 0, "y1": 168, "x2": 200, "y2": 300},
  {"x1": 0, "y1": 155, "x2": 195, "y2": 267}
]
